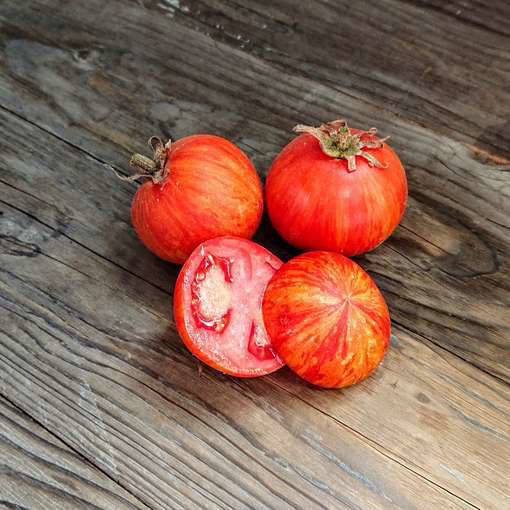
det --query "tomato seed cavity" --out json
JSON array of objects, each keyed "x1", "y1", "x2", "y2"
[
  {"x1": 247, "y1": 320, "x2": 278, "y2": 361},
  {"x1": 191, "y1": 253, "x2": 234, "y2": 333}
]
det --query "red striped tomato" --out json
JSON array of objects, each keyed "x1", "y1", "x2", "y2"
[
  {"x1": 129, "y1": 135, "x2": 263, "y2": 264},
  {"x1": 265, "y1": 120, "x2": 407, "y2": 256},
  {"x1": 262, "y1": 251, "x2": 390, "y2": 388}
]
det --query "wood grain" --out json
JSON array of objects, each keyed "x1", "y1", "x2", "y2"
[
  {"x1": 0, "y1": 395, "x2": 147, "y2": 509},
  {"x1": 1, "y1": 107, "x2": 509, "y2": 509},
  {"x1": 0, "y1": 0, "x2": 509, "y2": 508}
]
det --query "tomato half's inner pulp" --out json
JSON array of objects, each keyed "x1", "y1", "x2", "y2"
[{"x1": 174, "y1": 236, "x2": 285, "y2": 377}]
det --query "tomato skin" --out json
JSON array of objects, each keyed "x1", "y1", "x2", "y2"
[
  {"x1": 265, "y1": 128, "x2": 407, "y2": 256},
  {"x1": 173, "y1": 236, "x2": 284, "y2": 377},
  {"x1": 132, "y1": 135, "x2": 263, "y2": 264},
  {"x1": 262, "y1": 251, "x2": 390, "y2": 388}
]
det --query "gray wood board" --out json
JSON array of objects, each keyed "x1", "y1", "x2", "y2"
[{"x1": 0, "y1": 0, "x2": 509, "y2": 380}]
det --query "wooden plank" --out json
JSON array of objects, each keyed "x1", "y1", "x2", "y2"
[
  {"x1": 0, "y1": 0, "x2": 508, "y2": 379},
  {"x1": 1, "y1": 108, "x2": 508, "y2": 509},
  {"x1": 3, "y1": 0, "x2": 509, "y2": 157},
  {"x1": 0, "y1": 395, "x2": 148, "y2": 509}
]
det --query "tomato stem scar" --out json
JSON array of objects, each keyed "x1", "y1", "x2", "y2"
[{"x1": 294, "y1": 119, "x2": 389, "y2": 172}]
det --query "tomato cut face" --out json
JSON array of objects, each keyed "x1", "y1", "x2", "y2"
[{"x1": 174, "y1": 236, "x2": 285, "y2": 377}]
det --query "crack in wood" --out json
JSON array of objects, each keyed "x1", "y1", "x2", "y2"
[{"x1": 260, "y1": 379, "x2": 480, "y2": 510}]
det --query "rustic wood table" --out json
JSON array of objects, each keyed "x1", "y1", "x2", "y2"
[{"x1": 0, "y1": 1, "x2": 509, "y2": 509}]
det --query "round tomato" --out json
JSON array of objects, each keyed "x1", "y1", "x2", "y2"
[
  {"x1": 265, "y1": 119, "x2": 407, "y2": 256},
  {"x1": 128, "y1": 135, "x2": 263, "y2": 264},
  {"x1": 262, "y1": 251, "x2": 390, "y2": 388},
  {"x1": 173, "y1": 236, "x2": 284, "y2": 377}
]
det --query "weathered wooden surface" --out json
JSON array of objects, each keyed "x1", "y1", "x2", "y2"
[
  {"x1": 0, "y1": 395, "x2": 147, "y2": 509},
  {"x1": 0, "y1": 0, "x2": 509, "y2": 508}
]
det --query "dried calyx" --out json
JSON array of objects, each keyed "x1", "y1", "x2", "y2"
[
  {"x1": 294, "y1": 119, "x2": 389, "y2": 172},
  {"x1": 115, "y1": 137, "x2": 171, "y2": 184}
]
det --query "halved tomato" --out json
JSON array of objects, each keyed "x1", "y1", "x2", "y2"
[
  {"x1": 262, "y1": 251, "x2": 390, "y2": 388},
  {"x1": 173, "y1": 236, "x2": 284, "y2": 377}
]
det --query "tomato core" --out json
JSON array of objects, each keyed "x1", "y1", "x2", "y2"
[{"x1": 191, "y1": 253, "x2": 234, "y2": 333}]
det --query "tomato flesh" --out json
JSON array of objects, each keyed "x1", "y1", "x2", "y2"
[
  {"x1": 247, "y1": 321, "x2": 278, "y2": 361},
  {"x1": 174, "y1": 237, "x2": 284, "y2": 377}
]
